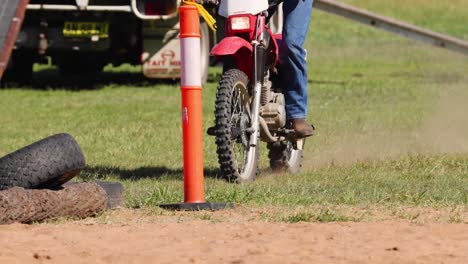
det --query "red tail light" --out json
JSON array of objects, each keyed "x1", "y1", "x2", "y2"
[{"x1": 227, "y1": 14, "x2": 257, "y2": 34}]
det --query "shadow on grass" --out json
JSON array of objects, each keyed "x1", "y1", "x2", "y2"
[
  {"x1": 1, "y1": 67, "x2": 179, "y2": 90},
  {"x1": 80, "y1": 165, "x2": 223, "y2": 181}
]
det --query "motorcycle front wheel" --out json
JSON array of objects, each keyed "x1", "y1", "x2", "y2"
[{"x1": 214, "y1": 69, "x2": 258, "y2": 183}]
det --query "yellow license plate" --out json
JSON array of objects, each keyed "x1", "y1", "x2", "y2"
[{"x1": 63, "y1": 22, "x2": 109, "y2": 38}]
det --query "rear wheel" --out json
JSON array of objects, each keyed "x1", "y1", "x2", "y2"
[
  {"x1": 268, "y1": 139, "x2": 305, "y2": 174},
  {"x1": 2, "y1": 52, "x2": 33, "y2": 84},
  {"x1": 215, "y1": 69, "x2": 258, "y2": 182}
]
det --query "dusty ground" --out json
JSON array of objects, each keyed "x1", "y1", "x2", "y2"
[{"x1": 0, "y1": 208, "x2": 467, "y2": 264}]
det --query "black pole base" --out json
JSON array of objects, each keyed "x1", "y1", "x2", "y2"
[{"x1": 159, "y1": 202, "x2": 234, "y2": 211}]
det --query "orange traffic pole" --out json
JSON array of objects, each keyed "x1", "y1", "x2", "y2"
[
  {"x1": 179, "y1": 5, "x2": 205, "y2": 204},
  {"x1": 159, "y1": 4, "x2": 232, "y2": 211}
]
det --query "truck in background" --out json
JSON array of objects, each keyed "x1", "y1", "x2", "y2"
[
  {"x1": 3, "y1": 0, "x2": 215, "y2": 84},
  {"x1": 4, "y1": 0, "x2": 465, "y2": 85}
]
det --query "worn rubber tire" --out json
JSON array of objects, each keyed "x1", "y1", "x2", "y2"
[
  {"x1": 0, "y1": 183, "x2": 107, "y2": 224},
  {"x1": 95, "y1": 181, "x2": 125, "y2": 209},
  {"x1": 215, "y1": 69, "x2": 259, "y2": 183},
  {"x1": 64, "y1": 181, "x2": 125, "y2": 209},
  {"x1": 267, "y1": 139, "x2": 304, "y2": 174},
  {"x1": 0, "y1": 133, "x2": 86, "y2": 190}
]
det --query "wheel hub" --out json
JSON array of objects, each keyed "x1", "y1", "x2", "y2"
[{"x1": 230, "y1": 113, "x2": 250, "y2": 148}]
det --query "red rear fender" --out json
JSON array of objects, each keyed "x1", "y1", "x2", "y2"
[{"x1": 211, "y1": 36, "x2": 253, "y2": 56}]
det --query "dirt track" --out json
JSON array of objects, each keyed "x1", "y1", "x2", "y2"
[{"x1": 0, "y1": 209, "x2": 467, "y2": 264}]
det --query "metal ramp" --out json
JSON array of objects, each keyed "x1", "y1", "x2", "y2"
[
  {"x1": 0, "y1": 0, "x2": 29, "y2": 79},
  {"x1": 271, "y1": 0, "x2": 468, "y2": 56},
  {"x1": 315, "y1": 0, "x2": 468, "y2": 56}
]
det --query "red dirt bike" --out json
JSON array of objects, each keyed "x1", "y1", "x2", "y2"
[{"x1": 201, "y1": 0, "x2": 306, "y2": 182}]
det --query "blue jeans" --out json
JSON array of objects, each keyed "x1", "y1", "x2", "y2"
[{"x1": 279, "y1": 0, "x2": 314, "y2": 119}]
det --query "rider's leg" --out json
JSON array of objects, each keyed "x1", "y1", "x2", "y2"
[{"x1": 280, "y1": 0, "x2": 315, "y2": 138}]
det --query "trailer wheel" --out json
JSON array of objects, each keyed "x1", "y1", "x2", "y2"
[
  {"x1": 0, "y1": 133, "x2": 86, "y2": 190},
  {"x1": 2, "y1": 52, "x2": 33, "y2": 84}
]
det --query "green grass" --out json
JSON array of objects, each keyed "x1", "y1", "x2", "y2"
[
  {"x1": 279, "y1": 209, "x2": 356, "y2": 223},
  {"x1": 1, "y1": 0, "x2": 467, "y2": 219}
]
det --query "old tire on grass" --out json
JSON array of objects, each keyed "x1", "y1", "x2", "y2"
[
  {"x1": 64, "y1": 181, "x2": 125, "y2": 209},
  {"x1": 95, "y1": 181, "x2": 125, "y2": 209},
  {"x1": 0, "y1": 182, "x2": 106, "y2": 224},
  {"x1": 0, "y1": 133, "x2": 86, "y2": 190}
]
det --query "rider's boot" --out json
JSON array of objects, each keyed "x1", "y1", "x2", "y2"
[{"x1": 289, "y1": 118, "x2": 315, "y2": 138}]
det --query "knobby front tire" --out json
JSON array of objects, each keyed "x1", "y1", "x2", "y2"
[{"x1": 214, "y1": 69, "x2": 258, "y2": 183}]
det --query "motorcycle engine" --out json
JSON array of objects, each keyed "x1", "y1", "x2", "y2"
[{"x1": 260, "y1": 93, "x2": 286, "y2": 131}]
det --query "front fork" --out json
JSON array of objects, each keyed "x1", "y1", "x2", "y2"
[{"x1": 248, "y1": 42, "x2": 266, "y2": 147}]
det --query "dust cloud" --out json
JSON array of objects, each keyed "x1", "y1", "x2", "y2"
[{"x1": 306, "y1": 82, "x2": 468, "y2": 167}]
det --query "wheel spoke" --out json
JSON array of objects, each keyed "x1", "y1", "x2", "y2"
[{"x1": 230, "y1": 83, "x2": 249, "y2": 173}]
